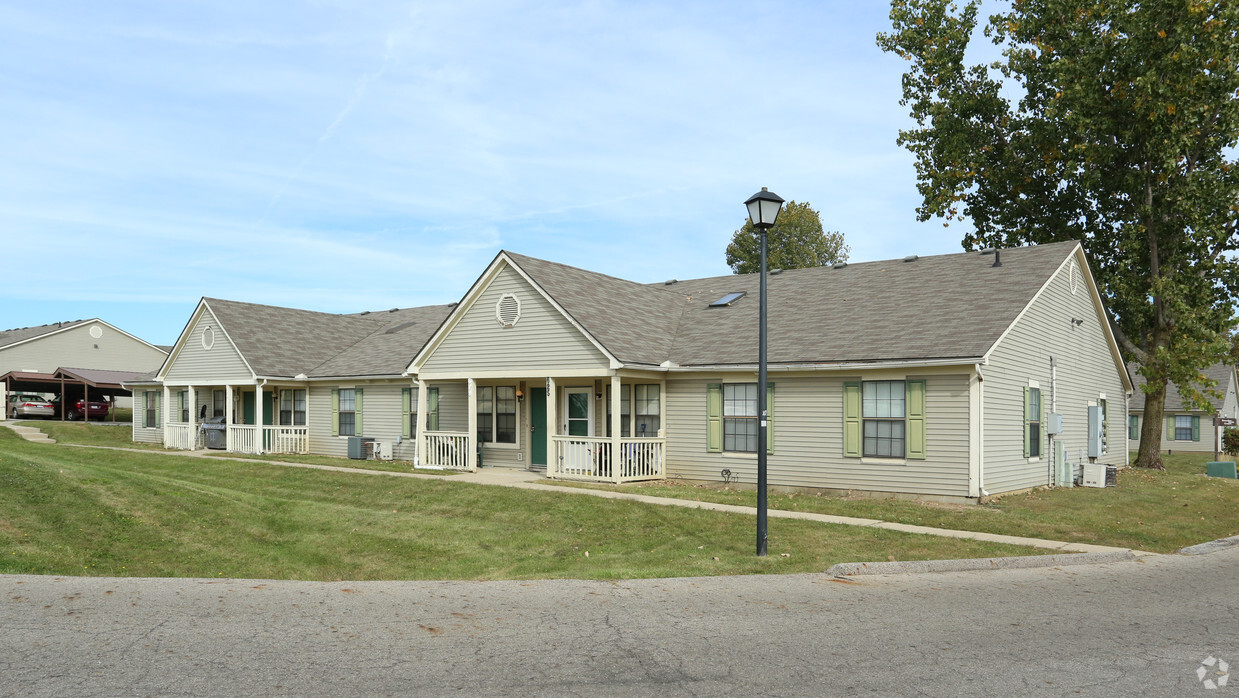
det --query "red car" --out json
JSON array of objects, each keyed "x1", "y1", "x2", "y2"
[{"x1": 52, "y1": 396, "x2": 110, "y2": 421}]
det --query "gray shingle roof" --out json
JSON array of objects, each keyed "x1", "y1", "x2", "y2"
[
  {"x1": 506, "y1": 240, "x2": 1082, "y2": 366},
  {"x1": 203, "y1": 299, "x2": 453, "y2": 378},
  {"x1": 0, "y1": 320, "x2": 92, "y2": 350},
  {"x1": 1128, "y1": 362, "x2": 1235, "y2": 412}
]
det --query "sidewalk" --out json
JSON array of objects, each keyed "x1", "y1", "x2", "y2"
[{"x1": 34, "y1": 433, "x2": 1139, "y2": 556}]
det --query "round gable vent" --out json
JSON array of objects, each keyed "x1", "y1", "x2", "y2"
[
  {"x1": 89, "y1": 324, "x2": 103, "y2": 339},
  {"x1": 202, "y1": 325, "x2": 216, "y2": 350},
  {"x1": 496, "y1": 294, "x2": 522, "y2": 328}
]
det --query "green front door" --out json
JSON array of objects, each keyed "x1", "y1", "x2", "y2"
[
  {"x1": 241, "y1": 391, "x2": 276, "y2": 426},
  {"x1": 530, "y1": 387, "x2": 547, "y2": 467}
]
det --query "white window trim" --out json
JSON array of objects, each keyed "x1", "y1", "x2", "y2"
[
  {"x1": 477, "y1": 384, "x2": 520, "y2": 449},
  {"x1": 860, "y1": 457, "x2": 908, "y2": 466}
]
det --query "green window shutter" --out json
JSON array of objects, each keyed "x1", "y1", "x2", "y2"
[
  {"x1": 706, "y1": 383, "x2": 722, "y2": 453},
  {"x1": 331, "y1": 389, "x2": 339, "y2": 437},
  {"x1": 1129, "y1": 415, "x2": 1138, "y2": 441},
  {"x1": 766, "y1": 383, "x2": 775, "y2": 455},
  {"x1": 906, "y1": 379, "x2": 926, "y2": 460},
  {"x1": 140, "y1": 391, "x2": 147, "y2": 428},
  {"x1": 1192, "y1": 415, "x2": 1200, "y2": 441},
  {"x1": 1166, "y1": 415, "x2": 1175, "y2": 440},
  {"x1": 401, "y1": 387, "x2": 411, "y2": 439},
  {"x1": 355, "y1": 388, "x2": 364, "y2": 436},
  {"x1": 1023, "y1": 386, "x2": 1031, "y2": 458},
  {"x1": 843, "y1": 382, "x2": 861, "y2": 458},
  {"x1": 155, "y1": 392, "x2": 161, "y2": 428},
  {"x1": 427, "y1": 387, "x2": 439, "y2": 431}
]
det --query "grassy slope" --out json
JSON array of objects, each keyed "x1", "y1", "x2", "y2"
[
  {"x1": 0, "y1": 429, "x2": 1042, "y2": 581},
  {"x1": 553, "y1": 452, "x2": 1239, "y2": 553}
]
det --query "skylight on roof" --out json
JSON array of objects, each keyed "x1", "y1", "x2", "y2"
[{"x1": 709, "y1": 292, "x2": 746, "y2": 307}]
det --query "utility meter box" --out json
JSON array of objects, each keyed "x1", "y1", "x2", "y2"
[
  {"x1": 1087, "y1": 406, "x2": 1103, "y2": 458},
  {"x1": 1046, "y1": 413, "x2": 1063, "y2": 435}
]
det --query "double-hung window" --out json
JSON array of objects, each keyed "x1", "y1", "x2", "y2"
[
  {"x1": 178, "y1": 390, "x2": 189, "y2": 423},
  {"x1": 863, "y1": 380, "x2": 906, "y2": 458},
  {"x1": 477, "y1": 386, "x2": 517, "y2": 444},
  {"x1": 1175, "y1": 415, "x2": 1194, "y2": 441},
  {"x1": 634, "y1": 385, "x2": 660, "y2": 437},
  {"x1": 279, "y1": 389, "x2": 307, "y2": 426},
  {"x1": 144, "y1": 391, "x2": 159, "y2": 428},
  {"x1": 606, "y1": 385, "x2": 631, "y2": 437},
  {"x1": 1025, "y1": 387, "x2": 1042, "y2": 458},
  {"x1": 338, "y1": 389, "x2": 357, "y2": 436},
  {"x1": 723, "y1": 383, "x2": 758, "y2": 453},
  {"x1": 213, "y1": 390, "x2": 225, "y2": 418}
]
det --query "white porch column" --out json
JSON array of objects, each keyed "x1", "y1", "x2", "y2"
[
  {"x1": 255, "y1": 384, "x2": 265, "y2": 454},
  {"x1": 546, "y1": 377, "x2": 557, "y2": 477},
  {"x1": 162, "y1": 385, "x2": 171, "y2": 446},
  {"x1": 225, "y1": 384, "x2": 234, "y2": 452},
  {"x1": 188, "y1": 386, "x2": 197, "y2": 448},
  {"x1": 659, "y1": 377, "x2": 667, "y2": 438},
  {"x1": 611, "y1": 374, "x2": 622, "y2": 484},
  {"x1": 415, "y1": 379, "x2": 428, "y2": 467},
  {"x1": 467, "y1": 377, "x2": 478, "y2": 471}
]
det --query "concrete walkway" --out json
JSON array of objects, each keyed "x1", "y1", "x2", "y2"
[{"x1": 1, "y1": 423, "x2": 1143, "y2": 557}]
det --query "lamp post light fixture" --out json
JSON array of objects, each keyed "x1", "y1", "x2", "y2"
[{"x1": 744, "y1": 186, "x2": 784, "y2": 557}]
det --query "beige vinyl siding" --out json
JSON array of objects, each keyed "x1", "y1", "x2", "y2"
[
  {"x1": 0, "y1": 322, "x2": 166, "y2": 375},
  {"x1": 419, "y1": 263, "x2": 609, "y2": 375},
  {"x1": 131, "y1": 389, "x2": 163, "y2": 444},
  {"x1": 164, "y1": 308, "x2": 252, "y2": 384},
  {"x1": 306, "y1": 381, "x2": 469, "y2": 460},
  {"x1": 983, "y1": 252, "x2": 1128, "y2": 494},
  {"x1": 665, "y1": 373, "x2": 971, "y2": 497}
]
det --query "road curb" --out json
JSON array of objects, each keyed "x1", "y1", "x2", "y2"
[
  {"x1": 826, "y1": 550, "x2": 1137, "y2": 577},
  {"x1": 1177, "y1": 534, "x2": 1239, "y2": 556}
]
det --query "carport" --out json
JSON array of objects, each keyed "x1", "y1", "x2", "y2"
[{"x1": 1, "y1": 367, "x2": 145, "y2": 423}]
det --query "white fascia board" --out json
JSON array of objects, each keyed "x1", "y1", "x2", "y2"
[
  {"x1": 417, "y1": 368, "x2": 618, "y2": 381},
  {"x1": 408, "y1": 252, "x2": 622, "y2": 373},
  {"x1": 666, "y1": 357, "x2": 984, "y2": 373},
  {"x1": 298, "y1": 375, "x2": 407, "y2": 383},
  {"x1": 408, "y1": 253, "x2": 508, "y2": 374},
  {"x1": 157, "y1": 300, "x2": 257, "y2": 382}
]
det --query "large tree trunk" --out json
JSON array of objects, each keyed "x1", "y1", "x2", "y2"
[{"x1": 1135, "y1": 377, "x2": 1167, "y2": 470}]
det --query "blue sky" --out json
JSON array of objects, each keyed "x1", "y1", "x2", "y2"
[{"x1": 1, "y1": 1, "x2": 968, "y2": 346}]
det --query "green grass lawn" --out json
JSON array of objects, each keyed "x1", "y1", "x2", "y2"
[
  {"x1": 551, "y1": 453, "x2": 1239, "y2": 553},
  {"x1": 0, "y1": 428, "x2": 1043, "y2": 581},
  {"x1": 18, "y1": 421, "x2": 167, "y2": 450},
  {"x1": 200, "y1": 451, "x2": 458, "y2": 475}
]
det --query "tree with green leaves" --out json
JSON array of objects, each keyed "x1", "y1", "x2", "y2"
[
  {"x1": 877, "y1": 0, "x2": 1239, "y2": 469},
  {"x1": 726, "y1": 201, "x2": 849, "y2": 274}
]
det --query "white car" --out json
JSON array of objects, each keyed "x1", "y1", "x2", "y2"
[{"x1": 8, "y1": 394, "x2": 54, "y2": 419}]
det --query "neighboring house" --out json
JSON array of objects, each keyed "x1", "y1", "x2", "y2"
[
  {"x1": 129, "y1": 241, "x2": 1131, "y2": 500},
  {"x1": 0, "y1": 319, "x2": 169, "y2": 416},
  {"x1": 1127, "y1": 362, "x2": 1239, "y2": 454}
]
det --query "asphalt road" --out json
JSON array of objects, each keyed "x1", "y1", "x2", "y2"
[{"x1": 2, "y1": 547, "x2": 1236, "y2": 696}]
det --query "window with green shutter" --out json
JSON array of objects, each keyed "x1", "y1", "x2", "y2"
[
  {"x1": 402, "y1": 387, "x2": 417, "y2": 439},
  {"x1": 427, "y1": 387, "x2": 440, "y2": 431},
  {"x1": 1025, "y1": 387, "x2": 1042, "y2": 458},
  {"x1": 705, "y1": 383, "x2": 773, "y2": 454},
  {"x1": 844, "y1": 380, "x2": 925, "y2": 460}
]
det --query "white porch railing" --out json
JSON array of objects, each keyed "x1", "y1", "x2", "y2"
[
  {"x1": 424, "y1": 431, "x2": 473, "y2": 470},
  {"x1": 164, "y1": 423, "x2": 198, "y2": 450},
  {"x1": 551, "y1": 436, "x2": 609, "y2": 480},
  {"x1": 263, "y1": 426, "x2": 309, "y2": 454},
  {"x1": 230, "y1": 425, "x2": 259, "y2": 455},
  {"x1": 550, "y1": 436, "x2": 665, "y2": 483},
  {"x1": 618, "y1": 438, "x2": 665, "y2": 482}
]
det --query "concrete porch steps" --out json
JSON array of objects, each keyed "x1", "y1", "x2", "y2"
[{"x1": 1, "y1": 422, "x2": 57, "y2": 444}]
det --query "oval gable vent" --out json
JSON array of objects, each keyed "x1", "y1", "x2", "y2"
[
  {"x1": 202, "y1": 325, "x2": 216, "y2": 350},
  {"x1": 496, "y1": 294, "x2": 521, "y2": 328}
]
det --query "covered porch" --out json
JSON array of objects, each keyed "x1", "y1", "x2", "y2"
[
  {"x1": 159, "y1": 382, "x2": 309, "y2": 455},
  {"x1": 416, "y1": 373, "x2": 666, "y2": 483}
]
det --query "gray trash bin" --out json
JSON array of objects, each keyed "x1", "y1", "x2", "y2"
[{"x1": 201, "y1": 417, "x2": 227, "y2": 450}]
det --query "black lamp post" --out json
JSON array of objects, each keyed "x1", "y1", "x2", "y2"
[{"x1": 744, "y1": 186, "x2": 784, "y2": 557}]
